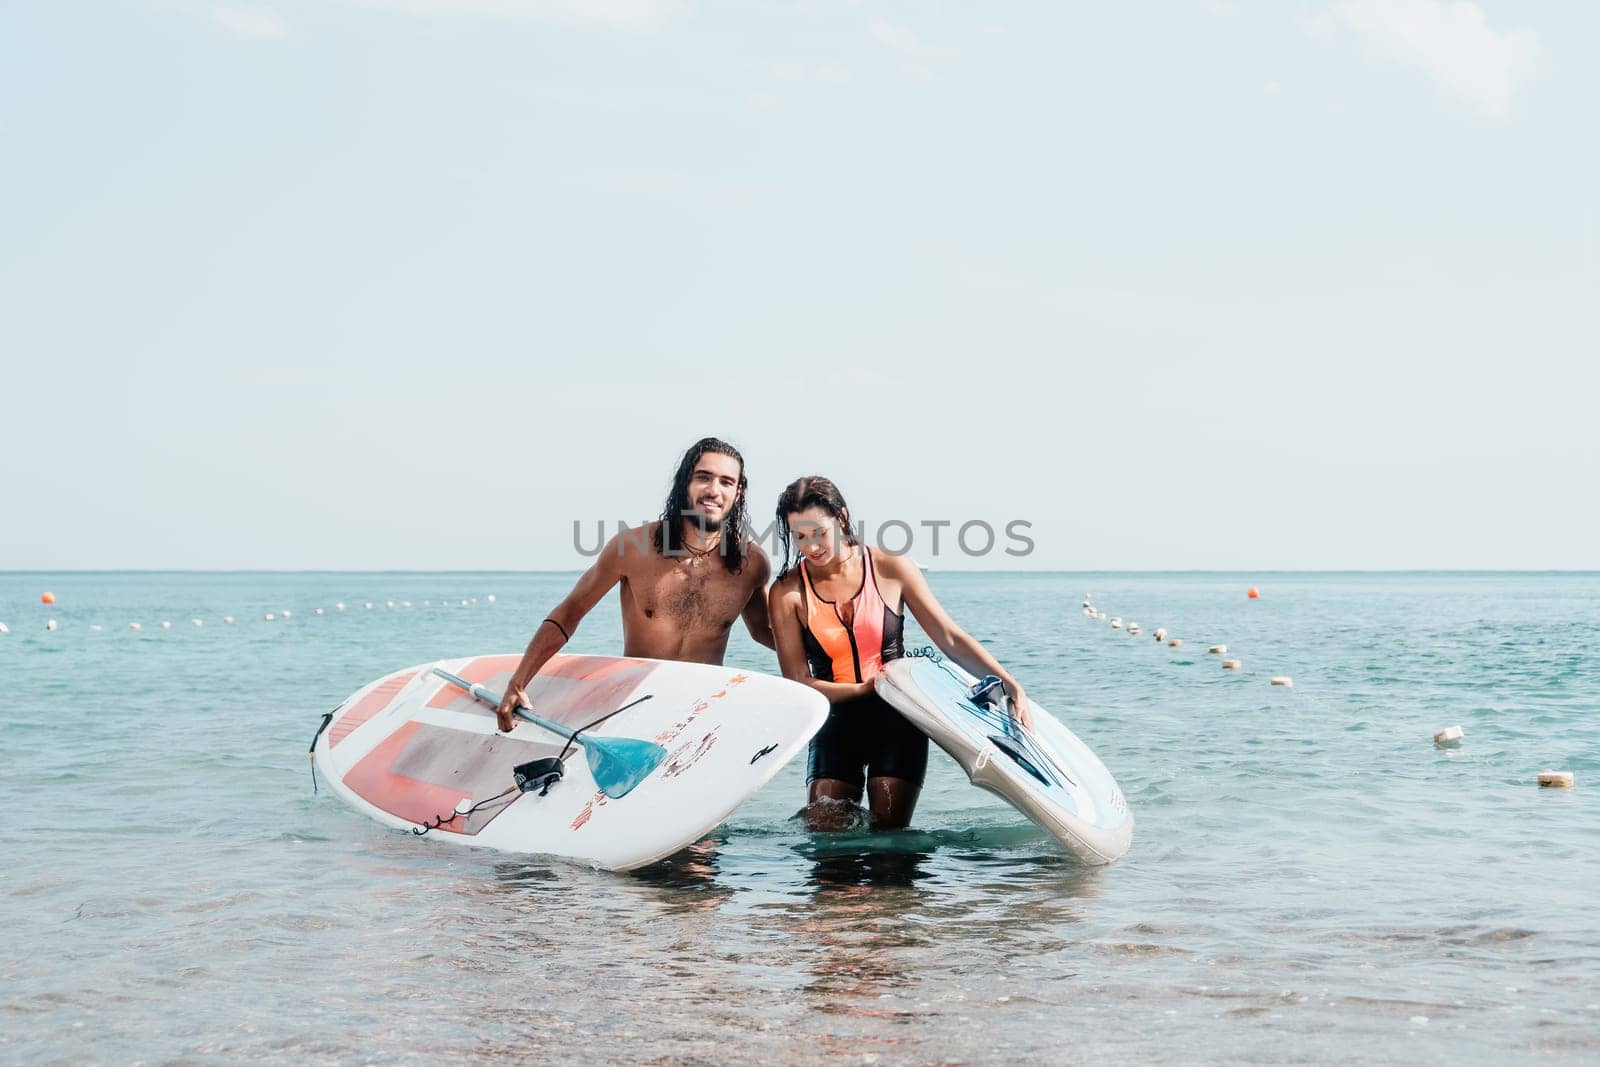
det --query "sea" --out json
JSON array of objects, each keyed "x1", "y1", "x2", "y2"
[{"x1": 2, "y1": 572, "x2": 1596, "y2": 1064}]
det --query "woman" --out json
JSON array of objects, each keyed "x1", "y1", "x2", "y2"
[{"x1": 768, "y1": 476, "x2": 1031, "y2": 831}]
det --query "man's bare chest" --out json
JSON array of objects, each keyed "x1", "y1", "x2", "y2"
[{"x1": 626, "y1": 564, "x2": 749, "y2": 628}]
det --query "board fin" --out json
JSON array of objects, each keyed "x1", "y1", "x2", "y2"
[{"x1": 986, "y1": 733, "x2": 1052, "y2": 787}]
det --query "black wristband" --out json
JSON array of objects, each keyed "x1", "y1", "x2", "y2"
[{"x1": 542, "y1": 617, "x2": 571, "y2": 642}]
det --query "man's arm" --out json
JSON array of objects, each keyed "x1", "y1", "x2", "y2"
[
  {"x1": 741, "y1": 546, "x2": 775, "y2": 650},
  {"x1": 494, "y1": 531, "x2": 629, "y2": 731}
]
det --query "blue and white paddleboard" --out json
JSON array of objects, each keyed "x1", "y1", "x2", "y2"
[{"x1": 876, "y1": 655, "x2": 1133, "y2": 864}]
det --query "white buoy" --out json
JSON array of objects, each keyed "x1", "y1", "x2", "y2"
[
  {"x1": 469, "y1": 598, "x2": 478, "y2": 605},
  {"x1": 487, "y1": 594, "x2": 496, "y2": 604},
  {"x1": 460, "y1": 599, "x2": 469, "y2": 607},
  {"x1": 1153, "y1": 628, "x2": 1167, "y2": 641},
  {"x1": 402, "y1": 601, "x2": 412, "y2": 608},
  {"x1": 1168, "y1": 638, "x2": 1183, "y2": 648},
  {"x1": 129, "y1": 622, "x2": 142, "y2": 631},
  {"x1": 89, "y1": 624, "x2": 103, "y2": 632},
  {"x1": 1222, "y1": 659, "x2": 1241, "y2": 670},
  {"x1": 0, "y1": 622, "x2": 9, "y2": 634},
  {"x1": 191, "y1": 618, "x2": 203, "y2": 627},
  {"x1": 336, "y1": 602, "x2": 346, "y2": 612},
  {"x1": 223, "y1": 616, "x2": 236, "y2": 625},
  {"x1": 1538, "y1": 771, "x2": 1574, "y2": 788},
  {"x1": 264, "y1": 613, "x2": 276, "y2": 622},
  {"x1": 386, "y1": 600, "x2": 395, "y2": 609},
  {"x1": 281, "y1": 610, "x2": 292, "y2": 619},
  {"x1": 1271, "y1": 676, "x2": 1293, "y2": 688},
  {"x1": 314, "y1": 607, "x2": 325, "y2": 616},
  {"x1": 423, "y1": 600, "x2": 431, "y2": 607},
  {"x1": 364, "y1": 602, "x2": 374, "y2": 610},
  {"x1": 1208, "y1": 645, "x2": 1226, "y2": 655},
  {"x1": 160, "y1": 620, "x2": 172, "y2": 630},
  {"x1": 46, "y1": 619, "x2": 58, "y2": 632},
  {"x1": 1433, "y1": 725, "x2": 1463, "y2": 746},
  {"x1": 1110, "y1": 617, "x2": 1122, "y2": 629}
]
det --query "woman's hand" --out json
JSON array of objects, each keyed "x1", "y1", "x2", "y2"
[
  {"x1": 495, "y1": 686, "x2": 530, "y2": 733},
  {"x1": 1007, "y1": 684, "x2": 1033, "y2": 730}
]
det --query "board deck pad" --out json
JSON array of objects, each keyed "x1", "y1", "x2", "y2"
[
  {"x1": 314, "y1": 654, "x2": 829, "y2": 871},
  {"x1": 877, "y1": 656, "x2": 1133, "y2": 864}
]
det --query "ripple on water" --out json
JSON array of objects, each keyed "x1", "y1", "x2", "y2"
[{"x1": 4, "y1": 571, "x2": 1600, "y2": 1063}]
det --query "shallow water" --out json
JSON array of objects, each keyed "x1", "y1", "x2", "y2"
[{"x1": 2, "y1": 572, "x2": 1597, "y2": 1063}]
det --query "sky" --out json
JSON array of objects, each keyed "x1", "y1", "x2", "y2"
[{"x1": 1, "y1": 0, "x2": 1595, "y2": 571}]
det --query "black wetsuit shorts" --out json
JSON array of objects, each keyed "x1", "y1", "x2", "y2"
[{"x1": 806, "y1": 694, "x2": 929, "y2": 788}]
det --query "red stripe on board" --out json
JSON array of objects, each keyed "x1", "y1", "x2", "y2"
[
  {"x1": 341, "y1": 721, "x2": 473, "y2": 834},
  {"x1": 329, "y1": 669, "x2": 419, "y2": 748},
  {"x1": 423, "y1": 654, "x2": 659, "y2": 727},
  {"x1": 425, "y1": 655, "x2": 523, "y2": 709},
  {"x1": 541, "y1": 655, "x2": 638, "y2": 682}
]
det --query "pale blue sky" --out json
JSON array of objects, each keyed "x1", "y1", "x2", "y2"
[{"x1": 2, "y1": 0, "x2": 1595, "y2": 570}]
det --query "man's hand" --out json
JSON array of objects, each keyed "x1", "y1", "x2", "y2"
[{"x1": 495, "y1": 686, "x2": 531, "y2": 733}]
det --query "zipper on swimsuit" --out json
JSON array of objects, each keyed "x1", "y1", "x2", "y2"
[{"x1": 842, "y1": 622, "x2": 862, "y2": 683}]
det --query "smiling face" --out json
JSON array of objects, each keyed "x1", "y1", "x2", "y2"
[
  {"x1": 787, "y1": 505, "x2": 848, "y2": 567},
  {"x1": 683, "y1": 451, "x2": 743, "y2": 530}
]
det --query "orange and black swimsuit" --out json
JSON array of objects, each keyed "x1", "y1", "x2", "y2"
[
  {"x1": 798, "y1": 546, "x2": 905, "y2": 684},
  {"x1": 798, "y1": 548, "x2": 926, "y2": 787}
]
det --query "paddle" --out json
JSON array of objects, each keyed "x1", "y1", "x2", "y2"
[{"x1": 429, "y1": 667, "x2": 666, "y2": 800}]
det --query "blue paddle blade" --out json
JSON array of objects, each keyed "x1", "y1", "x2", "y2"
[
  {"x1": 584, "y1": 735, "x2": 668, "y2": 799},
  {"x1": 428, "y1": 666, "x2": 664, "y2": 798}
]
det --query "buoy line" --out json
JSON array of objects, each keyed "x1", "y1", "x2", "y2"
[
  {"x1": 2, "y1": 594, "x2": 500, "y2": 637},
  {"x1": 1084, "y1": 596, "x2": 1571, "y2": 790}
]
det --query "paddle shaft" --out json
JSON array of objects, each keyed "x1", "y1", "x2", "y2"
[{"x1": 430, "y1": 668, "x2": 582, "y2": 743}]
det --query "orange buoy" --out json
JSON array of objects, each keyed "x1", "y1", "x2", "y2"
[
  {"x1": 41, "y1": 591, "x2": 57, "y2": 605},
  {"x1": 1247, "y1": 587, "x2": 1260, "y2": 599}
]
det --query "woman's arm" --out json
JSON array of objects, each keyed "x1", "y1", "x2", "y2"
[
  {"x1": 768, "y1": 578, "x2": 874, "y2": 704},
  {"x1": 886, "y1": 555, "x2": 1032, "y2": 728}
]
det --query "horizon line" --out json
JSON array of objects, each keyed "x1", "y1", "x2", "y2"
[{"x1": 4, "y1": 568, "x2": 1598, "y2": 576}]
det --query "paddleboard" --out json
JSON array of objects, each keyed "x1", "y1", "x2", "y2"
[
  {"x1": 876, "y1": 655, "x2": 1133, "y2": 864},
  {"x1": 313, "y1": 653, "x2": 829, "y2": 871}
]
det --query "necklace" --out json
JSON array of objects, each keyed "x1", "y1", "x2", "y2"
[{"x1": 680, "y1": 530, "x2": 722, "y2": 566}]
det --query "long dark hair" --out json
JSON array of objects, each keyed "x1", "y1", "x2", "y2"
[
  {"x1": 774, "y1": 475, "x2": 858, "y2": 578},
  {"x1": 653, "y1": 437, "x2": 749, "y2": 573}
]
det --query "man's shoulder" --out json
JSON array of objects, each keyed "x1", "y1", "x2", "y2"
[
  {"x1": 605, "y1": 522, "x2": 661, "y2": 568},
  {"x1": 741, "y1": 538, "x2": 772, "y2": 575}
]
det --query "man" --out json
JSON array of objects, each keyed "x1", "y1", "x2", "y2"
[{"x1": 494, "y1": 437, "x2": 775, "y2": 731}]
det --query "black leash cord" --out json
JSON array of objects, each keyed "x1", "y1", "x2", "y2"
[
  {"x1": 412, "y1": 785, "x2": 519, "y2": 836},
  {"x1": 308, "y1": 708, "x2": 336, "y2": 795},
  {"x1": 553, "y1": 693, "x2": 655, "y2": 764}
]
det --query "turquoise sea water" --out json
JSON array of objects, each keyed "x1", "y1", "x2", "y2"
[{"x1": 2, "y1": 572, "x2": 1597, "y2": 1063}]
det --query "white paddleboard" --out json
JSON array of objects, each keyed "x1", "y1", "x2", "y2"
[
  {"x1": 313, "y1": 653, "x2": 828, "y2": 871},
  {"x1": 876, "y1": 655, "x2": 1133, "y2": 864}
]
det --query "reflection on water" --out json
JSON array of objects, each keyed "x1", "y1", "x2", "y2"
[{"x1": 804, "y1": 844, "x2": 932, "y2": 890}]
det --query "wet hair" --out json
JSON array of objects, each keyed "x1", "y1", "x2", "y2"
[
  {"x1": 774, "y1": 475, "x2": 858, "y2": 578},
  {"x1": 653, "y1": 437, "x2": 749, "y2": 573}
]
